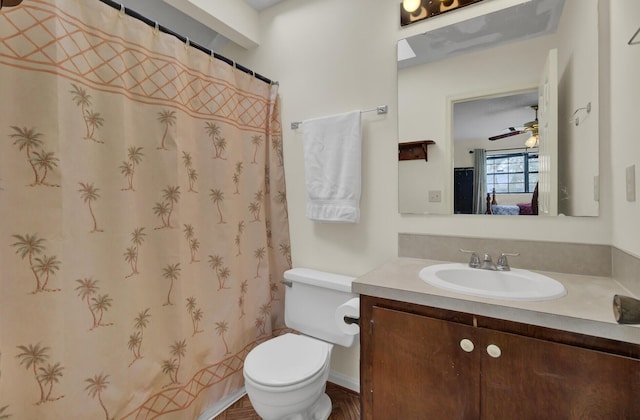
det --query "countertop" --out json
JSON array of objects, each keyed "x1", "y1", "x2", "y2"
[{"x1": 352, "y1": 257, "x2": 640, "y2": 345}]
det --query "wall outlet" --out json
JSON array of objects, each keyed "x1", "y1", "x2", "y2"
[
  {"x1": 428, "y1": 190, "x2": 442, "y2": 203},
  {"x1": 626, "y1": 165, "x2": 636, "y2": 202}
]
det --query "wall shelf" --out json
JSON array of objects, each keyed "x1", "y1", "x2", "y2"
[{"x1": 399, "y1": 140, "x2": 435, "y2": 162}]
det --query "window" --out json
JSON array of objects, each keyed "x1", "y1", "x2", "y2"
[{"x1": 486, "y1": 152, "x2": 538, "y2": 194}]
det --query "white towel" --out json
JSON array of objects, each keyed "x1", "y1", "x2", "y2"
[{"x1": 302, "y1": 110, "x2": 362, "y2": 223}]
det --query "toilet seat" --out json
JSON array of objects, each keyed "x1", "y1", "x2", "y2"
[{"x1": 244, "y1": 333, "x2": 331, "y2": 387}]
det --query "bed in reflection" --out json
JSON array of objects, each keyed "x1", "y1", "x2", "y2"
[{"x1": 487, "y1": 184, "x2": 538, "y2": 216}]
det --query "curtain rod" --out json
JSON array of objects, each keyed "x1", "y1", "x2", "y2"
[
  {"x1": 97, "y1": 0, "x2": 277, "y2": 86},
  {"x1": 469, "y1": 146, "x2": 538, "y2": 154}
]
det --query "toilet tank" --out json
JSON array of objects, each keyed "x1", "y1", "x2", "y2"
[{"x1": 284, "y1": 268, "x2": 357, "y2": 347}]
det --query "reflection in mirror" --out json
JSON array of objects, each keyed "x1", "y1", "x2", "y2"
[
  {"x1": 453, "y1": 91, "x2": 540, "y2": 216},
  {"x1": 397, "y1": 0, "x2": 599, "y2": 217}
]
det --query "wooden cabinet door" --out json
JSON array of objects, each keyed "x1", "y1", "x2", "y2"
[
  {"x1": 480, "y1": 328, "x2": 640, "y2": 419},
  {"x1": 368, "y1": 306, "x2": 480, "y2": 419}
]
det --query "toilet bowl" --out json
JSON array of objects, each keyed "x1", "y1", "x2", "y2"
[
  {"x1": 242, "y1": 268, "x2": 358, "y2": 420},
  {"x1": 244, "y1": 333, "x2": 333, "y2": 420}
]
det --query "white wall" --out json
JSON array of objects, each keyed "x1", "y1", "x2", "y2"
[
  {"x1": 556, "y1": 0, "x2": 600, "y2": 216},
  {"x1": 223, "y1": 0, "x2": 399, "y2": 382},
  {"x1": 221, "y1": 0, "x2": 617, "y2": 384},
  {"x1": 609, "y1": 0, "x2": 640, "y2": 257}
]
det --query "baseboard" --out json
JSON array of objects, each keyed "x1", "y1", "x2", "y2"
[
  {"x1": 198, "y1": 386, "x2": 246, "y2": 420},
  {"x1": 329, "y1": 370, "x2": 360, "y2": 393}
]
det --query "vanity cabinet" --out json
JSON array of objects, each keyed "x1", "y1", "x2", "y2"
[{"x1": 360, "y1": 295, "x2": 640, "y2": 419}]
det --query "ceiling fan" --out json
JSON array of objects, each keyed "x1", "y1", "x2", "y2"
[{"x1": 488, "y1": 105, "x2": 538, "y2": 141}]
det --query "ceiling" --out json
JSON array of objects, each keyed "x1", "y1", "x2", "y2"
[{"x1": 453, "y1": 91, "x2": 539, "y2": 143}]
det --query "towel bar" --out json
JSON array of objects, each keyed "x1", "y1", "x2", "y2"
[{"x1": 290, "y1": 105, "x2": 388, "y2": 130}]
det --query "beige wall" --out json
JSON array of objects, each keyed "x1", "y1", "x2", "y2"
[{"x1": 222, "y1": 0, "x2": 635, "y2": 384}]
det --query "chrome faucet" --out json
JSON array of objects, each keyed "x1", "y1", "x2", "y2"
[
  {"x1": 480, "y1": 253, "x2": 497, "y2": 270},
  {"x1": 461, "y1": 250, "x2": 520, "y2": 271},
  {"x1": 496, "y1": 252, "x2": 520, "y2": 271}
]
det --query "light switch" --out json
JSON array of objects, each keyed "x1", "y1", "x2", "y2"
[
  {"x1": 626, "y1": 165, "x2": 636, "y2": 202},
  {"x1": 428, "y1": 190, "x2": 442, "y2": 202}
]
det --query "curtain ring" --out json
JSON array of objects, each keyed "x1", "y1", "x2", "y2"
[
  {"x1": 185, "y1": 37, "x2": 190, "y2": 50},
  {"x1": 154, "y1": 21, "x2": 160, "y2": 34},
  {"x1": 209, "y1": 50, "x2": 214, "y2": 62},
  {"x1": 119, "y1": 3, "x2": 126, "y2": 17}
]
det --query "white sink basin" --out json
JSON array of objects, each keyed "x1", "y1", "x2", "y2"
[{"x1": 419, "y1": 263, "x2": 567, "y2": 301}]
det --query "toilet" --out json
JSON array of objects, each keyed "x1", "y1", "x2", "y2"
[{"x1": 243, "y1": 268, "x2": 358, "y2": 420}]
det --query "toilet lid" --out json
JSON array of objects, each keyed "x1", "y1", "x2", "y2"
[{"x1": 244, "y1": 333, "x2": 331, "y2": 387}]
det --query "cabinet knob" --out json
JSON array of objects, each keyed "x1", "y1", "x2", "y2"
[
  {"x1": 459, "y1": 338, "x2": 474, "y2": 352},
  {"x1": 486, "y1": 344, "x2": 502, "y2": 358}
]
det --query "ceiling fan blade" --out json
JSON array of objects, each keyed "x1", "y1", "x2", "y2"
[{"x1": 488, "y1": 130, "x2": 525, "y2": 141}]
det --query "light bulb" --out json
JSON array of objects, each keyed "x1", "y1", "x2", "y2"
[
  {"x1": 403, "y1": 0, "x2": 421, "y2": 13},
  {"x1": 525, "y1": 134, "x2": 538, "y2": 148}
]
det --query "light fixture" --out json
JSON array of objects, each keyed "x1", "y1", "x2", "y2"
[
  {"x1": 525, "y1": 133, "x2": 538, "y2": 148},
  {"x1": 402, "y1": 0, "x2": 421, "y2": 13}
]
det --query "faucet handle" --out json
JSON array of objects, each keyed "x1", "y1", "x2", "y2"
[
  {"x1": 496, "y1": 252, "x2": 520, "y2": 271},
  {"x1": 459, "y1": 249, "x2": 480, "y2": 268}
]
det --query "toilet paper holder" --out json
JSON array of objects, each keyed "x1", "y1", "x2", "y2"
[{"x1": 343, "y1": 315, "x2": 359, "y2": 326}]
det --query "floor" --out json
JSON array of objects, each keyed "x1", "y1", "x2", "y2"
[{"x1": 213, "y1": 382, "x2": 360, "y2": 420}]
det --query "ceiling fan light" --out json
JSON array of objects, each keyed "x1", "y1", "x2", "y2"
[
  {"x1": 525, "y1": 133, "x2": 538, "y2": 148},
  {"x1": 402, "y1": 0, "x2": 421, "y2": 13}
]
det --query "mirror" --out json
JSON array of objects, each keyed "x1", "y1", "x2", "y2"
[{"x1": 398, "y1": 0, "x2": 599, "y2": 216}]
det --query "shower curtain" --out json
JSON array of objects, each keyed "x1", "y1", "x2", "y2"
[{"x1": 0, "y1": 1, "x2": 291, "y2": 419}]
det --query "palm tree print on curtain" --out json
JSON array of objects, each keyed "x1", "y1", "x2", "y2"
[
  {"x1": 74, "y1": 278, "x2": 114, "y2": 330},
  {"x1": 84, "y1": 373, "x2": 109, "y2": 420},
  {"x1": 10, "y1": 234, "x2": 60, "y2": 293},
  {"x1": 204, "y1": 122, "x2": 227, "y2": 159},
  {"x1": 9, "y1": 126, "x2": 60, "y2": 187},
  {"x1": 207, "y1": 254, "x2": 231, "y2": 290},
  {"x1": 214, "y1": 321, "x2": 230, "y2": 355},
  {"x1": 1, "y1": 1, "x2": 289, "y2": 418},
  {"x1": 157, "y1": 110, "x2": 176, "y2": 150},
  {"x1": 182, "y1": 151, "x2": 198, "y2": 193},
  {"x1": 120, "y1": 146, "x2": 144, "y2": 191},
  {"x1": 186, "y1": 298, "x2": 204, "y2": 336},
  {"x1": 235, "y1": 220, "x2": 245, "y2": 256},
  {"x1": 250, "y1": 134, "x2": 262, "y2": 164},
  {"x1": 15, "y1": 344, "x2": 64, "y2": 404},
  {"x1": 124, "y1": 227, "x2": 146, "y2": 278},
  {"x1": 70, "y1": 84, "x2": 104, "y2": 143},
  {"x1": 209, "y1": 188, "x2": 226, "y2": 224},
  {"x1": 249, "y1": 190, "x2": 263, "y2": 222},
  {"x1": 78, "y1": 182, "x2": 103, "y2": 233},
  {"x1": 154, "y1": 186, "x2": 180, "y2": 229},
  {"x1": 162, "y1": 263, "x2": 181, "y2": 306},
  {"x1": 232, "y1": 161, "x2": 243, "y2": 194},
  {"x1": 128, "y1": 308, "x2": 151, "y2": 366},
  {"x1": 183, "y1": 224, "x2": 200, "y2": 263},
  {"x1": 162, "y1": 339, "x2": 187, "y2": 386}
]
